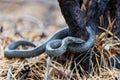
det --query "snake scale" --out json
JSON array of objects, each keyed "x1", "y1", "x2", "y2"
[{"x1": 4, "y1": 26, "x2": 95, "y2": 58}]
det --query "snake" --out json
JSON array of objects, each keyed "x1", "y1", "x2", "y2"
[
  {"x1": 4, "y1": 26, "x2": 95, "y2": 58},
  {"x1": 46, "y1": 37, "x2": 85, "y2": 57},
  {"x1": 46, "y1": 26, "x2": 95, "y2": 57},
  {"x1": 44, "y1": 26, "x2": 95, "y2": 80}
]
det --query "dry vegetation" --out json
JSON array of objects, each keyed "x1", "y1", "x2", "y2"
[{"x1": 0, "y1": 0, "x2": 120, "y2": 80}]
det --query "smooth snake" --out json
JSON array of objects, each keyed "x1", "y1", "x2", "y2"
[{"x1": 4, "y1": 26, "x2": 95, "y2": 58}]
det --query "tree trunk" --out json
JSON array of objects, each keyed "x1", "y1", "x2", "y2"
[
  {"x1": 57, "y1": 0, "x2": 120, "y2": 38},
  {"x1": 57, "y1": 0, "x2": 87, "y2": 40}
]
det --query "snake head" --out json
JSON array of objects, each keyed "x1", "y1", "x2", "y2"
[
  {"x1": 72, "y1": 37, "x2": 85, "y2": 43},
  {"x1": 65, "y1": 36, "x2": 85, "y2": 44}
]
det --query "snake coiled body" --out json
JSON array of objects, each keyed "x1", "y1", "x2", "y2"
[
  {"x1": 4, "y1": 26, "x2": 95, "y2": 58},
  {"x1": 46, "y1": 26, "x2": 95, "y2": 57},
  {"x1": 46, "y1": 37, "x2": 85, "y2": 57}
]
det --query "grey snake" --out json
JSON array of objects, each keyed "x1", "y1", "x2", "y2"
[{"x1": 4, "y1": 26, "x2": 95, "y2": 58}]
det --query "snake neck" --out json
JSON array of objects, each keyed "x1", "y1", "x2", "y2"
[
  {"x1": 81, "y1": 26, "x2": 96, "y2": 50},
  {"x1": 68, "y1": 26, "x2": 96, "y2": 53}
]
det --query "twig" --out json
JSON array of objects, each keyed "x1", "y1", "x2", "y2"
[
  {"x1": 0, "y1": 26, "x2": 3, "y2": 33},
  {"x1": 21, "y1": 15, "x2": 45, "y2": 32},
  {"x1": 14, "y1": 15, "x2": 47, "y2": 41},
  {"x1": 88, "y1": 48, "x2": 94, "y2": 73},
  {"x1": 14, "y1": 23, "x2": 25, "y2": 39},
  {"x1": 69, "y1": 51, "x2": 90, "y2": 78},
  {"x1": 6, "y1": 65, "x2": 13, "y2": 80},
  {"x1": 118, "y1": 72, "x2": 120, "y2": 80},
  {"x1": 98, "y1": 26, "x2": 119, "y2": 40},
  {"x1": 44, "y1": 56, "x2": 51, "y2": 80}
]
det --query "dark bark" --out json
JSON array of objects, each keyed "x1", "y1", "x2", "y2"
[
  {"x1": 114, "y1": 0, "x2": 120, "y2": 38},
  {"x1": 57, "y1": 0, "x2": 87, "y2": 40},
  {"x1": 57, "y1": 0, "x2": 120, "y2": 38}
]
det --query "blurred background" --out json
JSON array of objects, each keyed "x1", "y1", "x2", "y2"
[{"x1": 0, "y1": 0, "x2": 67, "y2": 41}]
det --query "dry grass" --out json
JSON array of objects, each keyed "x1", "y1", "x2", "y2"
[{"x1": 0, "y1": 1, "x2": 120, "y2": 80}]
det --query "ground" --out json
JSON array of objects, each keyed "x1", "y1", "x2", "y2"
[{"x1": 0, "y1": 0, "x2": 120, "y2": 80}]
